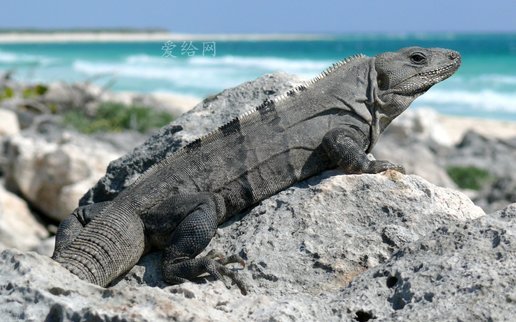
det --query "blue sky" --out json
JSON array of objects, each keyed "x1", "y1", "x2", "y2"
[{"x1": 1, "y1": 0, "x2": 515, "y2": 33}]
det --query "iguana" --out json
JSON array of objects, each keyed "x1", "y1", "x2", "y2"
[{"x1": 52, "y1": 47, "x2": 461, "y2": 294}]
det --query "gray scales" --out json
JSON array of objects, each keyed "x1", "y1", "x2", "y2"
[{"x1": 52, "y1": 47, "x2": 461, "y2": 294}]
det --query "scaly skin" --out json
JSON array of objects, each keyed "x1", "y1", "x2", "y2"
[{"x1": 52, "y1": 47, "x2": 461, "y2": 294}]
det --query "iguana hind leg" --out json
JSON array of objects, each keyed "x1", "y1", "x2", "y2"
[{"x1": 142, "y1": 193, "x2": 248, "y2": 294}]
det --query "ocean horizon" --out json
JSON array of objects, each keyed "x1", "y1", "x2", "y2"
[{"x1": 0, "y1": 33, "x2": 515, "y2": 120}]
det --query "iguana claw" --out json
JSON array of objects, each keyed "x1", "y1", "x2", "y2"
[
  {"x1": 366, "y1": 160, "x2": 406, "y2": 174},
  {"x1": 204, "y1": 256, "x2": 249, "y2": 295}
]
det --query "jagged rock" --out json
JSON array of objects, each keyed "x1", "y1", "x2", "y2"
[
  {"x1": 91, "y1": 131, "x2": 148, "y2": 153},
  {"x1": 0, "y1": 185, "x2": 47, "y2": 250},
  {"x1": 0, "y1": 173, "x2": 485, "y2": 321},
  {"x1": 330, "y1": 203, "x2": 516, "y2": 321},
  {"x1": 2, "y1": 130, "x2": 121, "y2": 221},
  {"x1": 79, "y1": 72, "x2": 305, "y2": 205},
  {"x1": 188, "y1": 172, "x2": 484, "y2": 296},
  {"x1": 475, "y1": 174, "x2": 516, "y2": 213}
]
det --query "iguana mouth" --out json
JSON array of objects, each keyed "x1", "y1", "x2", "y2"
[
  {"x1": 416, "y1": 58, "x2": 461, "y2": 79},
  {"x1": 389, "y1": 58, "x2": 461, "y2": 95}
]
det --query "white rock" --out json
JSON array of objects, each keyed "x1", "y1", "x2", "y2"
[
  {"x1": 3, "y1": 132, "x2": 121, "y2": 220},
  {"x1": 388, "y1": 107, "x2": 453, "y2": 147},
  {"x1": 0, "y1": 173, "x2": 488, "y2": 321},
  {"x1": 332, "y1": 203, "x2": 516, "y2": 321},
  {"x1": 0, "y1": 184, "x2": 47, "y2": 250},
  {"x1": 0, "y1": 109, "x2": 20, "y2": 136}
]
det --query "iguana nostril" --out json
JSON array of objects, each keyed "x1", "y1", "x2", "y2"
[{"x1": 449, "y1": 51, "x2": 459, "y2": 60}]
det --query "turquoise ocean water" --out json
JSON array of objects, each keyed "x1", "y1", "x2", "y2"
[{"x1": 0, "y1": 34, "x2": 515, "y2": 120}]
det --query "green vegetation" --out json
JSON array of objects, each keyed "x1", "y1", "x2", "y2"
[
  {"x1": 63, "y1": 102, "x2": 173, "y2": 134},
  {"x1": 0, "y1": 86, "x2": 14, "y2": 100},
  {"x1": 22, "y1": 84, "x2": 48, "y2": 98},
  {"x1": 446, "y1": 166, "x2": 493, "y2": 190},
  {"x1": 0, "y1": 84, "x2": 48, "y2": 100}
]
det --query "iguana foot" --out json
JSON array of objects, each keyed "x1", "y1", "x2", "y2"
[
  {"x1": 202, "y1": 253, "x2": 248, "y2": 295},
  {"x1": 163, "y1": 253, "x2": 248, "y2": 295},
  {"x1": 366, "y1": 160, "x2": 406, "y2": 174}
]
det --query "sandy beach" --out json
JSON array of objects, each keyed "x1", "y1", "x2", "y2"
[
  {"x1": 438, "y1": 114, "x2": 516, "y2": 143},
  {"x1": 0, "y1": 32, "x2": 330, "y2": 43}
]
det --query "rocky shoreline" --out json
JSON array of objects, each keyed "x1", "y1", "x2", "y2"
[{"x1": 0, "y1": 73, "x2": 515, "y2": 321}]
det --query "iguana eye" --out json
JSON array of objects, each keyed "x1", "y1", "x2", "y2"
[{"x1": 410, "y1": 52, "x2": 427, "y2": 64}]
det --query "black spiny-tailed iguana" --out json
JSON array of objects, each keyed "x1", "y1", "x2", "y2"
[{"x1": 52, "y1": 47, "x2": 461, "y2": 294}]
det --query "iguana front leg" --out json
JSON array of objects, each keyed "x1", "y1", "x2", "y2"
[
  {"x1": 142, "y1": 193, "x2": 248, "y2": 294},
  {"x1": 322, "y1": 127, "x2": 405, "y2": 174}
]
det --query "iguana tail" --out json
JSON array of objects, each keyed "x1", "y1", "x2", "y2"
[{"x1": 53, "y1": 207, "x2": 146, "y2": 287}]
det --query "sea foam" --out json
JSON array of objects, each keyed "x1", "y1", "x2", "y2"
[
  {"x1": 417, "y1": 89, "x2": 516, "y2": 113},
  {"x1": 0, "y1": 50, "x2": 56, "y2": 65}
]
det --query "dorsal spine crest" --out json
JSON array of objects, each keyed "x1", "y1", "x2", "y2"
[{"x1": 139, "y1": 53, "x2": 367, "y2": 174}]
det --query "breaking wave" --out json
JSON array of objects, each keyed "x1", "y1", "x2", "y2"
[
  {"x1": 0, "y1": 49, "x2": 56, "y2": 65},
  {"x1": 72, "y1": 59, "x2": 244, "y2": 89},
  {"x1": 187, "y1": 55, "x2": 332, "y2": 72},
  {"x1": 72, "y1": 54, "x2": 332, "y2": 90},
  {"x1": 123, "y1": 54, "x2": 331, "y2": 74},
  {"x1": 417, "y1": 89, "x2": 516, "y2": 113}
]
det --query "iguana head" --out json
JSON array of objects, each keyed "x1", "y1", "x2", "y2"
[{"x1": 372, "y1": 47, "x2": 461, "y2": 126}]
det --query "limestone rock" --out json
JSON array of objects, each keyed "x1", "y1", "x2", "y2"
[
  {"x1": 330, "y1": 203, "x2": 516, "y2": 321},
  {"x1": 384, "y1": 107, "x2": 453, "y2": 147},
  {"x1": 446, "y1": 130, "x2": 516, "y2": 177},
  {"x1": 445, "y1": 131, "x2": 516, "y2": 212},
  {"x1": 178, "y1": 172, "x2": 482, "y2": 302},
  {"x1": 0, "y1": 184, "x2": 47, "y2": 250},
  {"x1": 475, "y1": 174, "x2": 516, "y2": 213},
  {"x1": 0, "y1": 173, "x2": 486, "y2": 321},
  {"x1": 0, "y1": 109, "x2": 20, "y2": 137},
  {"x1": 43, "y1": 82, "x2": 100, "y2": 113},
  {"x1": 3, "y1": 131, "x2": 121, "y2": 220}
]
